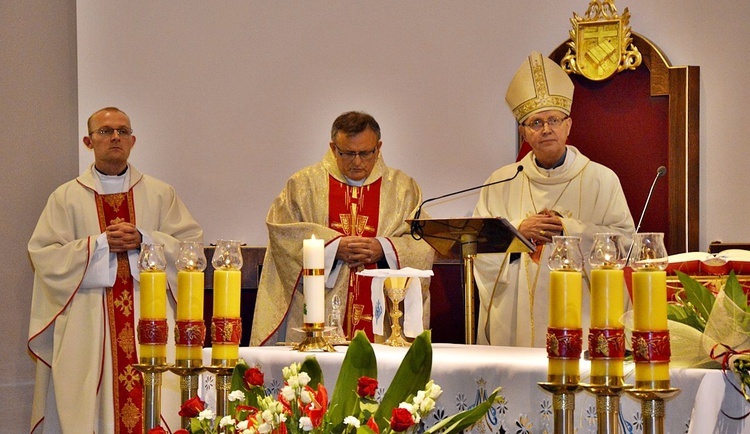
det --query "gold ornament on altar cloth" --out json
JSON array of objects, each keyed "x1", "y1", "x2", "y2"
[{"x1": 561, "y1": 0, "x2": 642, "y2": 81}]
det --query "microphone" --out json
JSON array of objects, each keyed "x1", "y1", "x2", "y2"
[
  {"x1": 625, "y1": 165, "x2": 667, "y2": 265},
  {"x1": 410, "y1": 165, "x2": 524, "y2": 239}
]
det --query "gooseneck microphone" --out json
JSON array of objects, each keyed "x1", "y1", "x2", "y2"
[
  {"x1": 625, "y1": 165, "x2": 667, "y2": 265},
  {"x1": 410, "y1": 165, "x2": 524, "y2": 240}
]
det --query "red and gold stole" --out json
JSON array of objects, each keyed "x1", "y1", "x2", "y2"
[
  {"x1": 328, "y1": 176, "x2": 381, "y2": 341},
  {"x1": 95, "y1": 190, "x2": 143, "y2": 434}
]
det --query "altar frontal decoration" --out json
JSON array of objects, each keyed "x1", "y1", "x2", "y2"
[
  {"x1": 357, "y1": 267, "x2": 434, "y2": 345},
  {"x1": 152, "y1": 331, "x2": 502, "y2": 434}
]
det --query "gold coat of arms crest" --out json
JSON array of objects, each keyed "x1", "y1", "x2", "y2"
[{"x1": 561, "y1": 0, "x2": 642, "y2": 81}]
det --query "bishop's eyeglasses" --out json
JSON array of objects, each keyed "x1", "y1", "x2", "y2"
[
  {"x1": 333, "y1": 144, "x2": 378, "y2": 161},
  {"x1": 523, "y1": 116, "x2": 569, "y2": 132},
  {"x1": 90, "y1": 127, "x2": 133, "y2": 137}
]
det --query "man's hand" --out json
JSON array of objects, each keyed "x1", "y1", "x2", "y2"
[
  {"x1": 106, "y1": 222, "x2": 142, "y2": 253},
  {"x1": 336, "y1": 236, "x2": 384, "y2": 268},
  {"x1": 518, "y1": 209, "x2": 563, "y2": 244}
]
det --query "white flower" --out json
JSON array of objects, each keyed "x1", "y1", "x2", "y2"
[
  {"x1": 197, "y1": 408, "x2": 215, "y2": 421},
  {"x1": 426, "y1": 381, "x2": 443, "y2": 400},
  {"x1": 228, "y1": 390, "x2": 246, "y2": 402},
  {"x1": 419, "y1": 397, "x2": 436, "y2": 413},
  {"x1": 343, "y1": 416, "x2": 361, "y2": 428},
  {"x1": 281, "y1": 385, "x2": 296, "y2": 401},
  {"x1": 237, "y1": 420, "x2": 249, "y2": 430},
  {"x1": 287, "y1": 375, "x2": 300, "y2": 389},
  {"x1": 298, "y1": 371, "x2": 311, "y2": 386},
  {"x1": 262, "y1": 409, "x2": 275, "y2": 423},
  {"x1": 299, "y1": 416, "x2": 314, "y2": 431},
  {"x1": 300, "y1": 388, "x2": 313, "y2": 404},
  {"x1": 219, "y1": 415, "x2": 236, "y2": 428},
  {"x1": 399, "y1": 402, "x2": 416, "y2": 414},
  {"x1": 257, "y1": 422, "x2": 272, "y2": 434}
]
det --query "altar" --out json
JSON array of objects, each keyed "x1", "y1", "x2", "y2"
[{"x1": 201, "y1": 344, "x2": 750, "y2": 433}]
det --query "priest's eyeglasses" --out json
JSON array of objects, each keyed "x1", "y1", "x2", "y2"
[
  {"x1": 334, "y1": 144, "x2": 378, "y2": 161},
  {"x1": 523, "y1": 116, "x2": 569, "y2": 132},
  {"x1": 90, "y1": 127, "x2": 133, "y2": 137}
]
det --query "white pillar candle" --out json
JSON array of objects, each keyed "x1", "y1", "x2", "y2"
[{"x1": 303, "y1": 236, "x2": 325, "y2": 324}]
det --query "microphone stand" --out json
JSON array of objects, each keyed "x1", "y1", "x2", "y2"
[
  {"x1": 410, "y1": 165, "x2": 523, "y2": 240},
  {"x1": 625, "y1": 166, "x2": 667, "y2": 266}
]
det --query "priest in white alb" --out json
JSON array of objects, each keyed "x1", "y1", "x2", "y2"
[
  {"x1": 473, "y1": 52, "x2": 635, "y2": 347},
  {"x1": 250, "y1": 111, "x2": 434, "y2": 346},
  {"x1": 27, "y1": 107, "x2": 203, "y2": 433}
]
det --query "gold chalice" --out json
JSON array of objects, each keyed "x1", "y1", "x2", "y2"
[{"x1": 384, "y1": 277, "x2": 410, "y2": 347}]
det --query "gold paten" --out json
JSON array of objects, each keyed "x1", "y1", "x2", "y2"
[{"x1": 561, "y1": 0, "x2": 642, "y2": 81}]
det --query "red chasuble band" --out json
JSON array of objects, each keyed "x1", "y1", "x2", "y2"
[
  {"x1": 96, "y1": 190, "x2": 144, "y2": 434},
  {"x1": 328, "y1": 176, "x2": 382, "y2": 341}
]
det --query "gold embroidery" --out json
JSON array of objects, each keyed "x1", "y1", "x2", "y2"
[
  {"x1": 104, "y1": 193, "x2": 126, "y2": 213},
  {"x1": 331, "y1": 186, "x2": 375, "y2": 236},
  {"x1": 110, "y1": 216, "x2": 125, "y2": 225},
  {"x1": 118, "y1": 364, "x2": 141, "y2": 393},
  {"x1": 118, "y1": 322, "x2": 136, "y2": 359},
  {"x1": 117, "y1": 259, "x2": 131, "y2": 285},
  {"x1": 120, "y1": 397, "x2": 141, "y2": 433},
  {"x1": 114, "y1": 288, "x2": 134, "y2": 317}
]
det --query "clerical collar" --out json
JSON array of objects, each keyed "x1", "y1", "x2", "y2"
[
  {"x1": 95, "y1": 165, "x2": 129, "y2": 177},
  {"x1": 535, "y1": 148, "x2": 568, "y2": 170},
  {"x1": 345, "y1": 176, "x2": 366, "y2": 187}
]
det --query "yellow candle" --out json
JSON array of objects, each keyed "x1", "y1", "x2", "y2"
[
  {"x1": 590, "y1": 269, "x2": 624, "y2": 328},
  {"x1": 632, "y1": 270, "x2": 670, "y2": 387},
  {"x1": 139, "y1": 270, "x2": 167, "y2": 360},
  {"x1": 176, "y1": 270, "x2": 205, "y2": 362},
  {"x1": 549, "y1": 271, "x2": 582, "y2": 328},
  {"x1": 589, "y1": 269, "x2": 625, "y2": 381},
  {"x1": 140, "y1": 271, "x2": 167, "y2": 319},
  {"x1": 213, "y1": 269, "x2": 241, "y2": 317},
  {"x1": 547, "y1": 270, "x2": 582, "y2": 383},
  {"x1": 177, "y1": 271, "x2": 204, "y2": 320},
  {"x1": 212, "y1": 269, "x2": 241, "y2": 361},
  {"x1": 632, "y1": 271, "x2": 668, "y2": 330}
]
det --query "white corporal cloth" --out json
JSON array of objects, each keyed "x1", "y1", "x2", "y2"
[{"x1": 357, "y1": 267, "x2": 434, "y2": 338}]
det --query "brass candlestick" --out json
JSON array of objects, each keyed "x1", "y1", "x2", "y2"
[
  {"x1": 625, "y1": 387, "x2": 680, "y2": 434},
  {"x1": 206, "y1": 359, "x2": 237, "y2": 418},
  {"x1": 169, "y1": 359, "x2": 206, "y2": 428},
  {"x1": 539, "y1": 327, "x2": 583, "y2": 434},
  {"x1": 294, "y1": 323, "x2": 335, "y2": 352},
  {"x1": 538, "y1": 382, "x2": 582, "y2": 434},
  {"x1": 133, "y1": 358, "x2": 170, "y2": 432}
]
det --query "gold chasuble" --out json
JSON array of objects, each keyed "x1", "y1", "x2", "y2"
[
  {"x1": 328, "y1": 176, "x2": 381, "y2": 340},
  {"x1": 95, "y1": 191, "x2": 143, "y2": 433}
]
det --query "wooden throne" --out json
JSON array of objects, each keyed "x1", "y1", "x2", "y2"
[{"x1": 518, "y1": 11, "x2": 700, "y2": 254}]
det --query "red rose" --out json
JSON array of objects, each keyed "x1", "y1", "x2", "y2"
[
  {"x1": 357, "y1": 376, "x2": 378, "y2": 398},
  {"x1": 366, "y1": 415, "x2": 380, "y2": 433},
  {"x1": 147, "y1": 427, "x2": 167, "y2": 434},
  {"x1": 178, "y1": 395, "x2": 205, "y2": 417},
  {"x1": 244, "y1": 367, "x2": 265, "y2": 388},
  {"x1": 390, "y1": 407, "x2": 415, "y2": 432},
  {"x1": 174, "y1": 430, "x2": 190, "y2": 434}
]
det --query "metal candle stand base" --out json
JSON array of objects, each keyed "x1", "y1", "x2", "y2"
[
  {"x1": 625, "y1": 387, "x2": 681, "y2": 434},
  {"x1": 169, "y1": 360, "x2": 206, "y2": 428},
  {"x1": 580, "y1": 381, "x2": 632, "y2": 434},
  {"x1": 206, "y1": 359, "x2": 238, "y2": 420},
  {"x1": 293, "y1": 323, "x2": 335, "y2": 352},
  {"x1": 133, "y1": 360, "x2": 171, "y2": 433},
  {"x1": 538, "y1": 382, "x2": 582, "y2": 434}
]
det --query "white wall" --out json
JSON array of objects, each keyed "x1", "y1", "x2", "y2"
[
  {"x1": 0, "y1": 1, "x2": 78, "y2": 430},
  {"x1": 76, "y1": 1, "x2": 750, "y2": 250}
]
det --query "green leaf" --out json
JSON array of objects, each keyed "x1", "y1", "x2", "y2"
[
  {"x1": 724, "y1": 271, "x2": 749, "y2": 312},
  {"x1": 667, "y1": 303, "x2": 705, "y2": 332},
  {"x1": 356, "y1": 427, "x2": 378, "y2": 434},
  {"x1": 425, "y1": 387, "x2": 502, "y2": 434},
  {"x1": 676, "y1": 270, "x2": 715, "y2": 328},
  {"x1": 301, "y1": 355, "x2": 324, "y2": 389},
  {"x1": 329, "y1": 331, "x2": 378, "y2": 431},
  {"x1": 374, "y1": 330, "x2": 433, "y2": 432}
]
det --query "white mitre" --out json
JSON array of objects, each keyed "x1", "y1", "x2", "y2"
[{"x1": 505, "y1": 51, "x2": 574, "y2": 123}]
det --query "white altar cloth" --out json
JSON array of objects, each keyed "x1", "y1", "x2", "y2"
[{"x1": 201, "y1": 344, "x2": 750, "y2": 433}]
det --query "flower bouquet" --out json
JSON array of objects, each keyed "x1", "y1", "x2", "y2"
[
  {"x1": 666, "y1": 270, "x2": 750, "y2": 402},
  {"x1": 153, "y1": 330, "x2": 500, "y2": 433}
]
